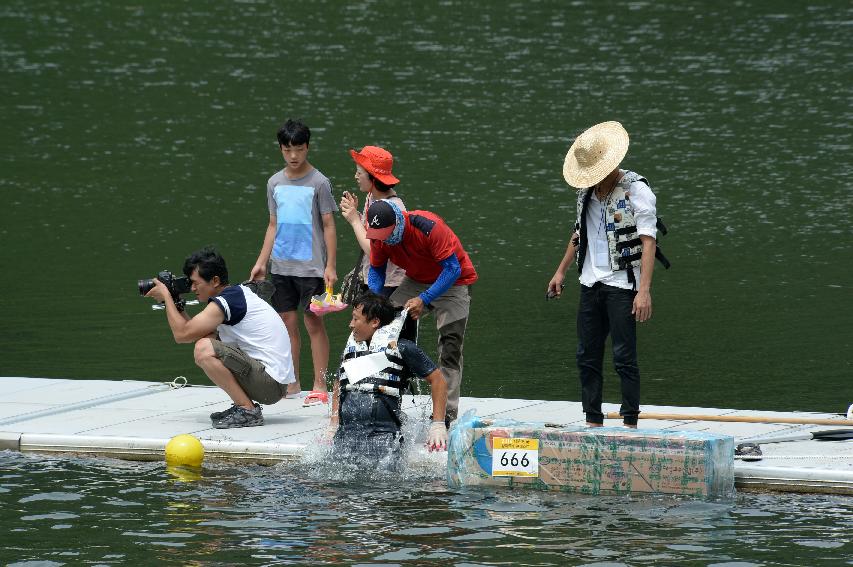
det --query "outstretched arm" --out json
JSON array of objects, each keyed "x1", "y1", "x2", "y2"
[
  {"x1": 424, "y1": 368, "x2": 448, "y2": 451},
  {"x1": 329, "y1": 380, "x2": 341, "y2": 428}
]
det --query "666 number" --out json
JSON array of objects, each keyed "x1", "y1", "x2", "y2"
[{"x1": 499, "y1": 452, "x2": 530, "y2": 467}]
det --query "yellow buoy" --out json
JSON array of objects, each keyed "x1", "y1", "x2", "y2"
[{"x1": 164, "y1": 434, "x2": 205, "y2": 467}]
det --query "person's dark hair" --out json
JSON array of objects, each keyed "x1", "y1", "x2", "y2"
[
  {"x1": 277, "y1": 119, "x2": 310, "y2": 147},
  {"x1": 183, "y1": 246, "x2": 229, "y2": 284},
  {"x1": 353, "y1": 292, "x2": 395, "y2": 327},
  {"x1": 368, "y1": 173, "x2": 397, "y2": 193}
]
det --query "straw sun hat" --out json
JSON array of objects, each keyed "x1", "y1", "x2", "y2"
[{"x1": 562, "y1": 121, "x2": 629, "y2": 189}]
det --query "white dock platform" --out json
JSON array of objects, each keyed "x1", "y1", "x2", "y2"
[{"x1": 1, "y1": 377, "x2": 851, "y2": 495}]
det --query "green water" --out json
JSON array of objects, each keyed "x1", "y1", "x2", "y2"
[
  {"x1": 2, "y1": 452, "x2": 852, "y2": 566},
  {"x1": 1, "y1": 1, "x2": 852, "y2": 564},
  {"x1": 1, "y1": 0, "x2": 850, "y2": 412}
]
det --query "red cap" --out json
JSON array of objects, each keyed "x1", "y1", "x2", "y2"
[{"x1": 349, "y1": 146, "x2": 400, "y2": 185}]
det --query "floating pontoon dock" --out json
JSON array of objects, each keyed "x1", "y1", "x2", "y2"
[{"x1": 1, "y1": 377, "x2": 850, "y2": 495}]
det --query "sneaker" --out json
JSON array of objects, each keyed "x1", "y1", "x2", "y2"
[
  {"x1": 211, "y1": 402, "x2": 261, "y2": 421},
  {"x1": 213, "y1": 403, "x2": 264, "y2": 429},
  {"x1": 210, "y1": 404, "x2": 238, "y2": 421}
]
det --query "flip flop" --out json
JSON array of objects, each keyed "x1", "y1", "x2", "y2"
[
  {"x1": 285, "y1": 391, "x2": 306, "y2": 399},
  {"x1": 302, "y1": 390, "x2": 329, "y2": 407}
]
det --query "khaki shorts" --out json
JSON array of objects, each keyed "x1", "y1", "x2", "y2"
[{"x1": 211, "y1": 340, "x2": 287, "y2": 404}]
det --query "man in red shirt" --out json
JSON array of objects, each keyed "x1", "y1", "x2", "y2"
[{"x1": 364, "y1": 199, "x2": 477, "y2": 425}]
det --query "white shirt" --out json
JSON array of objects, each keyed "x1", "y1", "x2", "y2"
[
  {"x1": 212, "y1": 285, "x2": 295, "y2": 384},
  {"x1": 579, "y1": 176, "x2": 657, "y2": 290}
]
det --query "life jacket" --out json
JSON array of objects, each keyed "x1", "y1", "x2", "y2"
[
  {"x1": 338, "y1": 310, "x2": 409, "y2": 403},
  {"x1": 575, "y1": 170, "x2": 671, "y2": 288}
]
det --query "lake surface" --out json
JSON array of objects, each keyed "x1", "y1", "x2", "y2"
[
  {"x1": 1, "y1": 0, "x2": 851, "y2": 564},
  {"x1": 2, "y1": 450, "x2": 852, "y2": 566}
]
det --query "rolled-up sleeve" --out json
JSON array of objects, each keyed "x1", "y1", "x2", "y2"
[{"x1": 630, "y1": 181, "x2": 657, "y2": 239}]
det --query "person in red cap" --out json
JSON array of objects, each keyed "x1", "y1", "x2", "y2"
[
  {"x1": 339, "y1": 146, "x2": 407, "y2": 297},
  {"x1": 364, "y1": 198, "x2": 477, "y2": 425}
]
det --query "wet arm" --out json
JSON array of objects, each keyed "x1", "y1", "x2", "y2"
[
  {"x1": 330, "y1": 379, "x2": 340, "y2": 427},
  {"x1": 423, "y1": 368, "x2": 447, "y2": 424}
]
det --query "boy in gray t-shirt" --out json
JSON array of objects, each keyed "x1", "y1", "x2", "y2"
[{"x1": 251, "y1": 119, "x2": 338, "y2": 407}]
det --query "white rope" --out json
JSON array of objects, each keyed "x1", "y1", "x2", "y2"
[
  {"x1": 735, "y1": 454, "x2": 851, "y2": 461},
  {"x1": 169, "y1": 376, "x2": 188, "y2": 389}
]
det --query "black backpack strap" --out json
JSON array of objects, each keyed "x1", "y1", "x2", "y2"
[
  {"x1": 576, "y1": 188, "x2": 594, "y2": 272},
  {"x1": 655, "y1": 247, "x2": 671, "y2": 269},
  {"x1": 625, "y1": 266, "x2": 636, "y2": 291}
]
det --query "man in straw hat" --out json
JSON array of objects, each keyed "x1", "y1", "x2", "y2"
[{"x1": 547, "y1": 121, "x2": 660, "y2": 429}]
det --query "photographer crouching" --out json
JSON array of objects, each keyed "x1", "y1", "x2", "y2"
[{"x1": 144, "y1": 246, "x2": 295, "y2": 428}]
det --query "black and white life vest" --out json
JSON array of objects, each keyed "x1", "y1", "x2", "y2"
[
  {"x1": 575, "y1": 170, "x2": 670, "y2": 287},
  {"x1": 338, "y1": 310, "x2": 408, "y2": 399}
]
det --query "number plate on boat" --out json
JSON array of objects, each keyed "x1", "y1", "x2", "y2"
[{"x1": 491, "y1": 438, "x2": 539, "y2": 477}]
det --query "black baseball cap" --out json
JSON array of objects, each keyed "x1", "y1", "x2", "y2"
[{"x1": 365, "y1": 200, "x2": 398, "y2": 241}]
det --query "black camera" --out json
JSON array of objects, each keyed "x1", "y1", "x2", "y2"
[{"x1": 139, "y1": 270, "x2": 193, "y2": 311}]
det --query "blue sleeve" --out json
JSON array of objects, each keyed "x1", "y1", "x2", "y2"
[
  {"x1": 397, "y1": 339, "x2": 439, "y2": 378},
  {"x1": 419, "y1": 254, "x2": 461, "y2": 305},
  {"x1": 367, "y1": 263, "x2": 387, "y2": 293}
]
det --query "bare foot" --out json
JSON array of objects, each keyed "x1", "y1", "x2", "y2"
[{"x1": 286, "y1": 383, "x2": 302, "y2": 397}]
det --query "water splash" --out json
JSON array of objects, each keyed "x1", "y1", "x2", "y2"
[{"x1": 286, "y1": 408, "x2": 446, "y2": 487}]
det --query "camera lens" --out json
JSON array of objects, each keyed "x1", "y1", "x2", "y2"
[{"x1": 138, "y1": 278, "x2": 155, "y2": 296}]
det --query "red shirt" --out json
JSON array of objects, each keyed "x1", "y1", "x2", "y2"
[{"x1": 370, "y1": 210, "x2": 478, "y2": 286}]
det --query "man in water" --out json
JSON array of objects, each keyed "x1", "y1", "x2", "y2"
[{"x1": 328, "y1": 293, "x2": 448, "y2": 465}]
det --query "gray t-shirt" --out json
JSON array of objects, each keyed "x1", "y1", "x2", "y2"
[{"x1": 266, "y1": 167, "x2": 338, "y2": 278}]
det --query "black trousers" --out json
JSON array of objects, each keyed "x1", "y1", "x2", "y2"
[{"x1": 576, "y1": 282, "x2": 640, "y2": 425}]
